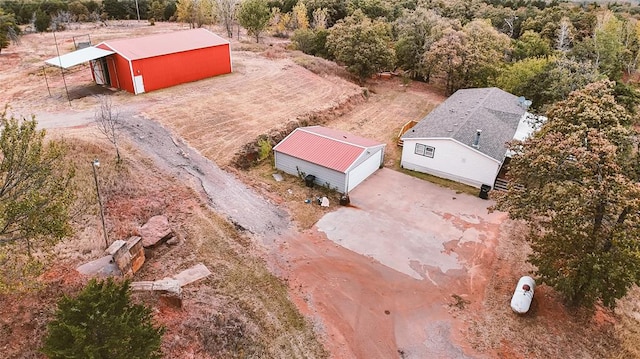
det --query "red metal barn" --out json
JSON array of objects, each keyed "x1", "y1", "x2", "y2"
[{"x1": 93, "y1": 28, "x2": 231, "y2": 94}]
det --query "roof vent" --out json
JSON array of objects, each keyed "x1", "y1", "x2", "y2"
[{"x1": 472, "y1": 129, "x2": 482, "y2": 149}]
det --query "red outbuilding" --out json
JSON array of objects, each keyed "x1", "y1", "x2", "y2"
[{"x1": 45, "y1": 28, "x2": 232, "y2": 95}]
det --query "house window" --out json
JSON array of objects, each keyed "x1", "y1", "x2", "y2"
[{"x1": 415, "y1": 143, "x2": 435, "y2": 158}]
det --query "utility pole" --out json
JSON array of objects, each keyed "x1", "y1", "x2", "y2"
[
  {"x1": 135, "y1": 0, "x2": 141, "y2": 21},
  {"x1": 92, "y1": 159, "x2": 109, "y2": 248}
]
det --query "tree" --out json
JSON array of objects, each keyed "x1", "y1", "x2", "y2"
[
  {"x1": 68, "y1": 1, "x2": 90, "y2": 21},
  {"x1": 0, "y1": 109, "x2": 75, "y2": 253},
  {"x1": 460, "y1": 19, "x2": 511, "y2": 87},
  {"x1": 291, "y1": 27, "x2": 329, "y2": 57},
  {"x1": 34, "y1": 9, "x2": 50, "y2": 32},
  {"x1": 497, "y1": 57, "x2": 550, "y2": 97},
  {"x1": 216, "y1": 0, "x2": 239, "y2": 37},
  {"x1": 311, "y1": 7, "x2": 328, "y2": 29},
  {"x1": 424, "y1": 28, "x2": 466, "y2": 94},
  {"x1": 290, "y1": 0, "x2": 309, "y2": 30},
  {"x1": 592, "y1": 10, "x2": 625, "y2": 79},
  {"x1": 326, "y1": 10, "x2": 395, "y2": 81},
  {"x1": 176, "y1": 0, "x2": 216, "y2": 28},
  {"x1": 525, "y1": 57, "x2": 602, "y2": 111},
  {"x1": 495, "y1": 80, "x2": 640, "y2": 310},
  {"x1": 42, "y1": 278, "x2": 165, "y2": 359},
  {"x1": 424, "y1": 19, "x2": 510, "y2": 94},
  {"x1": 95, "y1": 96, "x2": 123, "y2": 163},
  {"x1": 512, "y1": 30, "x2": 551, "y2": 60},
  {"x1": 347, "y1": 0, "x2": 393, "y2": 20},
  {"x1": 394, "y1": 7, "x2": 453, "y2": 80},
  {"x1": 149, "y1": 0, "x2": 167, "y2": 21},
  {"x1": 555, "y1": 16, "x2": 575, "y2": 52},
  {"x1": 305, "y1": 0, "x2": 348, "y2": 27},
  {"x1": 237, "y1": 0, "x2": 271, "y2": 42},
  {"x1": 0, "y1": 9, "x2": 20, "y2": 54},
  {"x1": 620, "y1": 16, "x2": 640, "y2": 75}
]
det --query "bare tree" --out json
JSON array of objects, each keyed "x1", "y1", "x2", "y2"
[
  {"x1": 216, "y1": 0, "x2": 239, "y2": 37},
  {"x1": 94, "y1": 95, "x2": 123, "y2": 163},
  {"x1": 555, "y1": 17, "x2": 574, "y2": 52}
]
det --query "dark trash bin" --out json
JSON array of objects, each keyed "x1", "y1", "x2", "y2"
[
  {"x1": 305, "y1": 174, "x2": 316, "y2": 188},
  {"x1": 479, "y1": 184, "x2": 491, "y2": 199}
]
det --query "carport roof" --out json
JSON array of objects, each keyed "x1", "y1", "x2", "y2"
[
  {"x1": 45, "y1": 46, "x2": 115, "y2": 69},
  {"x1": 97, "y1": 28, "x2": 230, "y2": 60},
  {"x1": 273, "y1": 126, "x2": 385, "y2": 173}
]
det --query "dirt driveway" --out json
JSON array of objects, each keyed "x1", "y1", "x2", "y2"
[{"x1": 275, "y1": 168, "x2": 507, "y2": 358}]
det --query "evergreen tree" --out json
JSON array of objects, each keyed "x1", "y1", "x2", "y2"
[{"x1": 42, "y1": 278, "x2": 165, "y2": 359}]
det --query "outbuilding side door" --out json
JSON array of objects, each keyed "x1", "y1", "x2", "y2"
[{"x1": 133, "y1": 75, "x2": 145, "y2": 94}]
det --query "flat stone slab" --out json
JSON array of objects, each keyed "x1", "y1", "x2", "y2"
[
  {"x1": 76, "y1": 255, "x2": 121, "y2": 276},
  {"x1": 171, "y1": 263, "x2": 211, "y2": 287},
  {"x1": 131, "y1": 279, "x2": 181, "y2": 294}
]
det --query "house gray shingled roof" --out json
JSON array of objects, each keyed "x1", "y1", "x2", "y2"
[{"x1": 403, "y1": 87, "x2": 526, "y2": 161}]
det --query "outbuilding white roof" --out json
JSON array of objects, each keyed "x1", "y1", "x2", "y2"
[{"x1": 45, "y1": 46, "x2": 115, "y2": 69}]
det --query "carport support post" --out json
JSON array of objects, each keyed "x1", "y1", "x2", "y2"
[
  {"x1": 52, "y1": 30, "x2": 71, "y2": 107},
  {"x1": 42, "y1": 66, "x2": 51, "y2": 96}
]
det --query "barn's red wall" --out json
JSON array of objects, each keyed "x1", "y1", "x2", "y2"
[
  {"x1": 97, "y1": 43, "x2": 231, "y2": 94},
  {"x1": 131, "y1": 44, "x2": 232, "y2": 93}
]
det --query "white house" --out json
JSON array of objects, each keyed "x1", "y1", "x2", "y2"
[
  {"x1": 401, "y1": 87, "x2": 539, "y2": 188},
  {"x1": 274, "y1": 126, "x2": 386, "y2": 193}
]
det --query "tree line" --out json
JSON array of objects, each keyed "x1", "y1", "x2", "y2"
[{"x1": 4, "y1": 0, "x2": 640, "y2": 102}]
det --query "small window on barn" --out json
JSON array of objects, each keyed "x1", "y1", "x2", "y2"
[{"x1": 415, "y1": 143, "x2": 435, "y2": 158}]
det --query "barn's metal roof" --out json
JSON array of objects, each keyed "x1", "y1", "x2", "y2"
[
  {"x1": 273, "y1": 126, "x2": 385, "y2": 173},
  {"x1": 45, "y1": 46, "x2": 114, "y2": 69},
  {"x1": 403, "y1": 87, "x2": 528, "y2": 161},
  {"x1": 98, "y1": 28, "x2": 229, "y2": 61}
]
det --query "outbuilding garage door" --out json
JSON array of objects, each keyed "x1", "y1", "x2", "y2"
[{"x1": 347, "y1": 150, "x2": 382, "y2": 192}]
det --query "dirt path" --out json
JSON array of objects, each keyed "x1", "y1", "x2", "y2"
[{"x1": 121, "y1": 111, "x2": 291, "y2": 240}]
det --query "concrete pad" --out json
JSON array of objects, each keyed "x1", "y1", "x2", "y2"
[
  {"x1": 171, "y1": 263, "x2": 211, "y2": 286},
  {"x1": 316, "y1": 168, "x2": 505, "y2": 284}
]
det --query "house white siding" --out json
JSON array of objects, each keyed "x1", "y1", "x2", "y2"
[
  {"x1": 346, "y1": 149, "x2": 383, "y2": 192},
  {"x1": 401, "y1": 138, "x2": 500, "y2": 188},
  {"x1": 274, "y1": 152, "x2": 347, "y2": 192}
]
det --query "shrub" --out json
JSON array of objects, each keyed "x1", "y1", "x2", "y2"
[{"x1": 42, "y1": 278, "x2": 165, "y2": 359}]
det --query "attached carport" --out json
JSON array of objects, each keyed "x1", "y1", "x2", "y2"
[
  {"x1": 45, "y1": 46, "x2": 115, "y2": 86},
  {"x1": 45, "y1": 46, "x2": 114, "y2": 69}
]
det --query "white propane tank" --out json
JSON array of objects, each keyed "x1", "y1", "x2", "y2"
[{"x1": 510, "y1": 276, "x2": 536, "y2": 314}]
